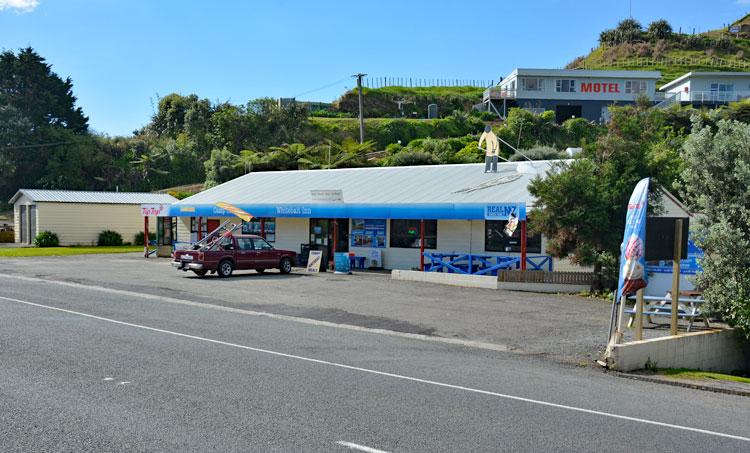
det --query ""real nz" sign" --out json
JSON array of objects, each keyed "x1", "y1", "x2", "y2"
[{"x1": 484, "y1": 203, "x2": 526, "y2": 221}]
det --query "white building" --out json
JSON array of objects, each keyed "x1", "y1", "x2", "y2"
[
  {"x1": 658, "y1": 71, "x2": 750, "y2": 105},
  {"x1": 483, "y1": 68, "x2": 662, "y2": 122},
  {"x1": 10, "y1": 189, "x2": 177, "y2": 246},
  {"x1": 169, "y1": 162, "x2": 690, "y2": 272}
]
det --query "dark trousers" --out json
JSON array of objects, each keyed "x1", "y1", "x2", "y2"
[{"x1": 485, "y1": 155, "x2": 498, "y2": 172}]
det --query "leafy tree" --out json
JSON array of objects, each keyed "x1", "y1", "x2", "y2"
[
  {"x1": 647, "y1": 19, "x2": 673, "y2": 40},
  {"x1": 680, "y1": 117, "x2": 750, "y2": 337},
  {"x1": 204, "y1": 148, "x2": 241, "y2": 188},
  {"x1": 528, "y1": 104, "x2": 676, "y2": 287},
  {"x1": 0, "y1": 47, "x2": 88, "y2": 132}
]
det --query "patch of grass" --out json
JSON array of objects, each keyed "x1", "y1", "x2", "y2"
[
  {"x1": 661, "y1": 368, "x2": 750, "y2": 384},
  {"x1": 0, "y1": 246, "x2": 143, "y2": 257}
]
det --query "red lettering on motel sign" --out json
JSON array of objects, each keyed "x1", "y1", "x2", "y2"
[{"x1": 580, "y1": 82, "x2": 620, "y2": 93}]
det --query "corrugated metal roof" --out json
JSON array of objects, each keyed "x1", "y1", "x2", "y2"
[
  {"x1": 10, "y1": 189, "x2": 178, "y2": 205},
  {"x1": 175, "y1": 161, "x2": 560, "y2": 207}
]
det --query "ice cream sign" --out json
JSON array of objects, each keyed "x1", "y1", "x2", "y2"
[
  {"x1": 616, "y1": 178, "x2": 650, "y2": 300},
  {"x1": 140, "y1": 204, "x2": 170, "y2": 217}
]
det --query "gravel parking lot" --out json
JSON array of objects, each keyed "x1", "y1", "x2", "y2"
[{"x1": 0, "y1": 252, "x2": 661, "y2": 365}]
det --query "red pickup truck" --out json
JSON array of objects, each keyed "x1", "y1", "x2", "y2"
[{"x1": 172, "y1": 234, "x2": 296, "y2": 277}]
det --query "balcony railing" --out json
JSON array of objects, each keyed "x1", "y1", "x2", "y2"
[
  {"x1": 681, "y1": 91, "x2": 750, "y2": 104},
  {"x1": 483, "y1": 87, "x2": 517, "y2": 101}
]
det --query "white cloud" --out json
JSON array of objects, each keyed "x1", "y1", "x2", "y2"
[{"x1": 0, "y1": 0, "x2": 39, "y2": 13}]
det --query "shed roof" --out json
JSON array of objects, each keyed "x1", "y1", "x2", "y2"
[{"x1": 10, "y1": 189, "x2": 177, "y2": 205}]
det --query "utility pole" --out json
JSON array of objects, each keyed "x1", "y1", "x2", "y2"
[{"x1": 353, "y1": 73, "x2": 366, "y2": 143}]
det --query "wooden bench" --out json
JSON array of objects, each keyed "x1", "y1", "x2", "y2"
[{"x1": 625, "y1": 294, "x2": 710, "y2": 332}]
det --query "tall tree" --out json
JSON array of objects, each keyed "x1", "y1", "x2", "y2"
[{"x1": 681, "y1": 116, "x2": 750, "y2": 336}]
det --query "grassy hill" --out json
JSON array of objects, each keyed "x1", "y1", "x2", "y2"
[
  {"x1": 334, "y1": 86, "x2": 485, "y2": 118},
  {"x1": 567, "y1": 18, "x2": 750, "y2": 86}
]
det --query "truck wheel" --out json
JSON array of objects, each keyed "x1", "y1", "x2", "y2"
[
  {"x1": 193, "y1": 269, "x2": 207, "y2": 278},
  {"x1": 218, "y1": 260, "x2": 234, "y2": 278},
  {"x1": 279, "y1": 257, "x2": 292, "y2": 274}
]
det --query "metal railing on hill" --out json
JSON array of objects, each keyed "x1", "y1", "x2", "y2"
[
  {"x1": 576, "y1": 56, "x2": 750, "y2": 71},
  {"x1": 364, "y1": 77, "x2": 494, "y2": 89}
]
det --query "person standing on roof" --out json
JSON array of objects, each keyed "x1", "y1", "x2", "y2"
[{"x1": 478, "y1": 125, "x2": 500, "y2": 173}]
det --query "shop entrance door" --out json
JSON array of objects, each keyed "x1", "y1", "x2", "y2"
[
  {"x1": 309, "y1": 219, "x2": 349, "y2": 269},
  {"x1": 206, "y1": 219, "x2": 220, "y2": 235}
]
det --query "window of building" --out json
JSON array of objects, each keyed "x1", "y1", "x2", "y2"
[
  {"x1": 625, "y1": 80, "x2": 648, "y2": 94},
  {"x1": 389, "y1": 219, "x2": 437, "y2": 249},
  {"x1": 190, "y1": 217, "x2": 207, "y2": 233},
  {"x1": 241, "y1": 217, "x2": 276, "y2": 242},
  {"x1": 710, "y1": 83, "x2": 734, "y2": 92},
  {"x1": 484, "y1": 220, "x2": 542, "y2": 253},
  {"x1": 555, "y1": 79, "x2": 576, "y2": 93},
  {"x1": 521, "y1": 78, "x2": 543, "y2": 91}
]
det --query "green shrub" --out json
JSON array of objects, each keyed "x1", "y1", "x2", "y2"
[
  {"x1": 133, "y1": 231, "x2": 156, "y2": 245},
  {"x1": 509, "y1": 145, "x2": 567, "y2": 161},
  {"x1": 386, "y1": 150, "x2": 437, "y2": 166},
  {"x1": 98, "y1": 230, "x2": 123, "y2": 246},
  {"x1": 34, "y1": 231, "x2": 59, "y2": 247}
]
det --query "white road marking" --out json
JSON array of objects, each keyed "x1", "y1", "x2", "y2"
[
  {"x1": 118, "y1": 381, "x2": 131, "y2": 385},
  {"x1": 0, "y1": 273, "x2": 512, "y2": 353},
  {"x1": 1, "y1": 295, "x2": 749, "y2": 443},
  {"x1": 336, "y1": 441, "x2": 391, "y2": 452},
  {"x1": 103, "y1": 377, "x2": 114, "y2": 381}
]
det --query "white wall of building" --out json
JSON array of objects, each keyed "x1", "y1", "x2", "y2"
[
  {"x1": 500, "y1": 71, "x2": 659, "y2": 102},
  {"x1": 22, "y1": 202, "x2": 155, "y2": 246}
]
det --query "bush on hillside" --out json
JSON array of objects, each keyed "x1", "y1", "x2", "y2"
[
  {"x1": 647, "y1": 19, "x2": 673, "y2": 40},
  {"x1": 34, "y1": 231, "x2": 59, "y2": 247},
  {"x1": 98, "y1": 230, "x2": 123, "y2": 246}
]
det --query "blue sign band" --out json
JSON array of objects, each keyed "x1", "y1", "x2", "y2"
[{"x1": 170, "y1": 203, "x2": 527, "y2": 220}]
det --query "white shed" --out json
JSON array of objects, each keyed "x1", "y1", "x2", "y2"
[{"x1": 10, "y1": 189, "x2": 177, "y2": 246}]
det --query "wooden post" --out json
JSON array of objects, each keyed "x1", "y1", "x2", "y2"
[
  {"x1": 143, "y1": 216, "x2": 149, "y2": 258},
  {"x1": 635, "y1": 289, "x2": 644, "y2": 341},
  {"x1": 670, "y1": 218, "x2": 683, "y2": 336},
  {"x1": 614, "y1": 295, "x2": 627, "y2": 344},
  {"x1": 520, "y1": 220, "x2": 527, "y2": 271},
  {"x1": 419, "y1": 219, "x2": 425, "y2": 271},
  {"x1": 331, "y1": 220, "x2": 337, "y2": 271},
  {"x1": 260, "y1": 218, "x2": 265, "y2": 239}
]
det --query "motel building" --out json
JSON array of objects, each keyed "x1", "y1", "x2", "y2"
[
  {"x1": 167, "y1": 161, "x2": 690, "y2": 272},
  {"x1": 483, "y1": 68, "x2": 662, "y2": 123},
  {"x1": 658, "y1": 71, "x2": 750, "y2": 106}
]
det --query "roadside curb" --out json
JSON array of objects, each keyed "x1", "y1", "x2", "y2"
[{"x1": 609, "y1": 371, "x2": 750, "y2": 398}]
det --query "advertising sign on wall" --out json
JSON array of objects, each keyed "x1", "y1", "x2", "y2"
[
  {"x1": 140, "y1": 204, "x2": 170, "y2": 217},
  {"x1": 484, "y1": 203, "x2": 526, "y2": 221},
  {"x1": 351, "y1": 219, "x2": 386, "y2": 248}
]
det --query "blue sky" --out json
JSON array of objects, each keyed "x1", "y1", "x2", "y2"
[{"x1": 2, "y1": 0, "x2": 749, "y2": 136}]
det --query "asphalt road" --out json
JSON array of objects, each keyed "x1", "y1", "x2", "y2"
[
  {"x1": 0, "y1": 253, "x2": 629, "y2": 364},
  {"x1": 1, "y1": 272, "x2": 749, "y2": 452}
]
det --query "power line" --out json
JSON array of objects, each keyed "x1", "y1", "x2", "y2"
[
  {"x1": 0, "y1": 137, "x2": 93, "y2": 151},
  {"x1": 291, "y1": 76, "x2": 352, "y2": 99}
]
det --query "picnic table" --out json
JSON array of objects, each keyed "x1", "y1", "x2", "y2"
[
  {"x1": 423, "y1": 252, "x2": 520, "y2": 276},
  {"x1": 625, "y1": 293, "x2": 709, "y2": 332}
]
